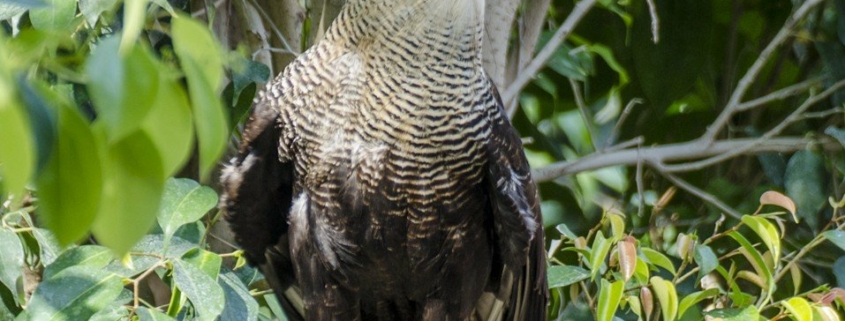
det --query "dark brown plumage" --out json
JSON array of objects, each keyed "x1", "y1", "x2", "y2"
[{"x1": 220, "y1": 0, "x2": 547, "y2": 319}]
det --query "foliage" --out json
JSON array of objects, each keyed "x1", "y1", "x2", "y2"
[{"x1": 1, "y1": 0, "x2": 845, "y2": 320}]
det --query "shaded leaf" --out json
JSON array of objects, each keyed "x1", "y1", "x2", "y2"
[
  {"x1": 26, "y1": 266, "x2": 122, "y2": 321},
  {"x1": 219, "y1": 271, "x2": 259, "y2": 321},
  {"x1": 29, "y1": 0, "x2": 76, "y2": 31},
  {"x1": 173, "y1": 259, "x2": 224, "y2": 321},
  {"x1": 43, "y1": 245, "x2": 112, "y2": 280},
  {"x1": 547, "y1": 265, "x2": 590, "y2": 288},
  {"x1": 824, "y1": 230, "x2": 845, "y2": 251},
  {"x1": 705, "y1": 306, "x2": 760, "y2": 320},
  {"x1": 157, "y1": 178, "x2": 217, "y2": 243},
  {"x1": 0, "y1": 229, "x2": 23, "y2": 301},
  {"x1": 641, "y1": 247, "x2": 676, "y2": 276},
  {"x1": 78, "y1": 0, "x2": 117, "y2": 26},
  {"x1": 784, "y1": 150, "x2": 827, "y2": 230},
  {"x1": 137, "y1": 307, "x2": 177, "y2": 321},
  {"x1": 693, "y1": 244, "x2": 718, "y2": 281},
  {"x1": 0, "y1": 93, "x2": 34, "y2": 201},
  {"x1": 677, "y1": 288, "x2": 719, "y2": 319}
]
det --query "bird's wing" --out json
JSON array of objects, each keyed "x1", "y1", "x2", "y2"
[
  {"x1": 220, "y1": 93, "x2": 303, "y2": 320},
  {"x1": 478, "y1": 80, "x2": 548, "y2": 321}
]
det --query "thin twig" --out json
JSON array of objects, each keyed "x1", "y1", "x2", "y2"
[
  {"x1": 653, "y1": 163, "x2": 743, "y2": 219},
  {"x1": 702, "y1": 0, "x2": 824, "y2": 144},
  {"x1": 246, "y1": 0, "x2": 299, "y2": 56},
  {"x1": 570, "y1": 79, "x2": 600, "y2": 151},
  {"x1": 604, "y1": 98, "x2": 642, "y2": 149},
  {"x1": 502, "y1": 0, "x2": 599, "y2": 103},
  {"x1": 645, "y1": 0, "x2": 659, "y2": 43},
  {"x1": 735, "y1": 78, "x2": 821, "y2": 111}
]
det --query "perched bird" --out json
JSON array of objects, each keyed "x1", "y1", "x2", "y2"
[{"x1": 220, "y1": 0, "x2": 548, "y2": 319}]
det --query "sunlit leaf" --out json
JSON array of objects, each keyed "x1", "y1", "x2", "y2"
[
  {"x1": 37, "y1": 105, "x2": 103, "y2": 245},
  {"x1": 86, "y1": 36, "x2": 159, "y2": 143},
  {"x1": 741, "y1": 215, "x2": 781, "y2": 264},
  {"x1": 120, "y1": 0, "x2": 149, "y2": 52},
  {"x1": 29, "y1": 0, "x2": 76, "y2": 31},
  {"x1": 641, "y1": 247, "x2": 676, "y2": 276},
  {"x1": 173, "y1": 259, "x2": 224, "y2": 321},
  {"x1": 43, "y1": 245, "x2": 113, "y2": 280},
  {"x1": 650, "y1": 276, "x2": 678, "y2": 321},
  {"x1": 596, "y1": 279, "x2": 624, "y2": 321},
  {"x1": 618, "y1": 237, "x2": 636, "y2": 282},
  {"x1": 729, "y1": 231, "x2": 773, "y2": 302},
  {"x1": 781, "y1": 297, "x2": 812, "y2": 321},
  {"x1": 181, "y1": 248, "x2": 222, "y2": 280},
  {"x1": 759, "y1": 191, "x2": 796, "y2": 221},
  {"x1": 590, "y1": 231, "x2": 612, "y2": 279},
  {"x1": 91, "y1": 131, "x2": 165, "y2": 255},
  {"x1": 27, "y1": 266, "x2": 123, "y2": 321},
  {"x1": 677, "y1": 288, "x2": 719, "y2": 319},
  {"x1": 172, "y1": 16, "x2": 227, "y2": 181},
  {"x1": 607, "y1": 212, "x2": 625, "y2": 241},
  {"x1": 136, "y1": 307, "x2": 176, "y2": 321},
  {"x1": 814, "y1": 305, "x2": 841, "y2": 321},
  {"x1": 78, "y1": 0, "x2": 117, "y2": 26},
  {"x1": 0, "y1": 229, "x2": 23, "y2": 303},
  {"x1": 0, "y1": 96, "x2": 34, "y2": 201},
  {"x1": 140, "y1": 74, "x2": 193, "y2": 177}
]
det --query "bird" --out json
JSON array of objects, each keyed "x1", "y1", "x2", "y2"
[{"x1": 219, "y1": 0, "x2": 548, "y2": 319}]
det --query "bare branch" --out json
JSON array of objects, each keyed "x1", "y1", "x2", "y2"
[
  {"x1": 569, "y1": 79, "x2": 600, "y2": 151},
  {"x1": 505, "y1": 0, "x2": 552, "y2": 117},
  {"x1": 655, "y1": 165, "x2": 743, "y2": 219},
  {"x1": 532, "y1": 136, "x2": 840, "y2": 182},
  {"x1": 667, "y1": 79, "x2": 845, "y2": 172},
  {"x1": 702, "y1": 0, "x2": 824, "y2": 144},
  {"x1": 604, "y1": 98, "x2": 642, "y2": 149},
  {"x1": 735, "y1": 78, "x2": 822, "y2": 111},
  {"x1": 502, "y1": 0, "x2": 599, "y2": 103},
  {"x1": 645, "y1": 0, "x2": 659, "y2": 43}
]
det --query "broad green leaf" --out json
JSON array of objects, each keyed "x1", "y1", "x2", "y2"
[
  {"x1": 0, "y1": 98, "x2": 33, "y2": 201},
  {"x1": 0, "y1": 229, "x2": 23, "y2": 300},
  {"x1": 104, "y1": 235, "x2": 194, "y2": 277},
  {"x1": 86, "y1": 36, "x2": 159, "y2": 143},
  {"x1": 607, "y1": 212, "x2": 625, "y2": 241},
  {"x1": 641, "y1": 247, "x2": 676, "y2": 276},
  {"x1": 694, "y1": 244, "x2": 718, "y2": 281},
  {"x1": 173, "y1": 259, "x2": 224, "y2": 321},
  {"x1": 29, "y1": 0, "x2": 76, "y2": 31},
  {"x1": 78, "y1": 0, "x2": 117, "y2": 26},
  {"x1": 181, "y1": 248, "x2": 222, "y2": 280},
  {"x1": 781, "y1": 297, "x2": 812, "y2": 321},
  {"x1": 824, "y1": 230, "x2": 845, "y2": 251},
  {"x1": 91, "y1": 131, "x2": 165, "y2": 255},
  {"x1": 547, "y1": 265, "x2": 590, "y2": 288},
  {"x1": 43, "y1": 245, "x2": 113, "y2": 280},
  {"x1": 32, "y1": 228, "x2": 62, "y2": 265},
  {"x1": 219, "y1": 272, "x2": 259, "y2": 321},
  {"x1": 16, "y1": 79, "x2": 57, "y2": 175},
  {"x1": 556, "y1": 223, "x2": 578, "y2": 240},
  {"x1": 37, "y1": 105, "x2": 103, "y2": 246},
  {"x1": 650, "y1": 276, "x2": 678, "y2": 321},
  {"x1": 705, "y1": 306, "x2": 760, "y2": 320},
  {"x1": 589, "y1": 44, "x2": 629, "y2": 85},
  {"x1": 172, "y1": 17, "x2": 227, "y2": 181},
  {"x1": 230, "y1": 57, "x2": 270, "y2": 103},
  {"x1": 157, "y1": 178, "x2": 217, "y2": 243},
  {"x1": 596, "y1": 279, "x2": 624, "y2": 321},
  {"x1": 26, "y1": 266, "x2": 122, "y2": 321},
  {"x1": 741, "y1": 215, "x2": 781, "y2": 264},
  {"x1": 120, "y1": 0, "x2": 149, "y2": 52},
  {"x1": 784, "y1": 150, "x2": 827, "y2": 230},
  {"x1": 136, "y1": 307, "x2": 177, "y2": 321},
  {"x1": 590, "y1": 231, "x2": 612, "y2": 279},
  {"x1": 634, "y1": 254, "x2": 650, "y2": 283},
  {"x1": 88, "y1": 299, "x2": 131, "y2": 321},
  {"x1": 677, "y1": 288, "x2": 719, "y2": 319},
  {"x1": 140, "y1": 74, "x2": 193, "y2": 178}
]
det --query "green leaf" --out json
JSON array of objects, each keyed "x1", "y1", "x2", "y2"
[
  {"x1": 741, "y1": 215, "x2": 781, "y2": 264},
  {"x1": 823, "y1": 230, "x2": 845, "y2": 251},
  {"x1": 728, "y1": 231, "x2": 773, "y2": 302},
  {"x1": 641, "y1": 247, "x2": 677, "y2": 276},
  {"x1": 26, "y1": 266, "x2": 123, "y2": 321},
  {"x1": 0, "y1": 96, "x2": 34, "y2": 201},
  {"x1": 140, "y1": 73, "x2": 193, "y2": 177},
  {"x1": 36, "y1": 105, "x2": 103, "y2": 246},
  {"x1": 43, "y1": 245, "x2": 113, "y2": 280},
  {"x1": 0, "y1": 229, "x2": 23, "y2": 301},
  {"x1": 17, "y1": 79, "x2": 57, "y2": 175},
  {"x1": 596, "y1": 279, "x2": 624, "y2": 321},
  {"x1": 650, "y1": 276, "x2": 678, "y2": 321},
  {"x1": 29, "y1": 0, "x2": 76, "y2": 31},
  {"x1": 173, "y1": 259, "x2": 225, "y2": 321},
  {"x1": 784, "y1": 150, "x2": 827, "y2": 230},
  {"x1": 157, "y1": 178, "x2": 217, "y2": 243},
  {"x1": 91, "y1": 131, "x2": 165, "y2": 255},
  {"x1": 781, "y1": 297, "x2": 812, "y2": 321},
  {"x1": 172, "y1": 16, "x2": 227, "y2": 181},
  {"x1": 120, "y1": 0, "x2": 149, "y2": 52},
  {"x1": 677, "y1": 288, "x2": 719, "y2": 319},
  {"x1": 104, "y1": 235, "x2": 194, "y2": 277},
  {"x1": 705, "y1": 306, "x2": 760, "y2": 320},
  {"x1": 218, "y1": 271, "x2": 259, "y2": 321},
  {"x1": 32, "y1": 228, "x2": 63, "y2": 265},
  {"x1": 181, "y1": 248, "x2": 222, "y2": 280},
  {"x1": 230, "y1": 57, "x2": 269, "y2": 102},
  {"x1": 694, "y1": 244, "x2": 718, "y2": 280},
  {"x1": 78, "y1": 0, "x2": 117, "y2": 26},
  {"x1": 136, "y1": 307, "x2": 177, "y2": 321},
  {"x1": 86, "y1": 36, "x2": 160, "y2": 143},
  {"x1": 590, "y1": 231, "x2": 613, "y2": 279},
  {"x1": 547, "y1": 265, "x2": 590, "y2": 288}
]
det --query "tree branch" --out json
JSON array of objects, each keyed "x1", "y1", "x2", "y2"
[
  {"x1": 502, "y1": 0, "x2": 599, "y2": 104},
  {"x1": 532, "y1": 136, "x2": 840, "y2": 182}
]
